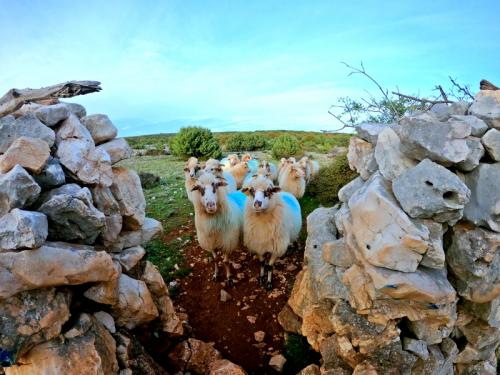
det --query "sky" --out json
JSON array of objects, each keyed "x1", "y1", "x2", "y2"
[{"x1": 0, "y1": 1, "x2": 499, "y2": 136}]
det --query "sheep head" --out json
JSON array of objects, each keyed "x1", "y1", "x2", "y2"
[
  {"x1": 184, "y1": 157, "x2": 200, "y2": 178},
  {"x1": 242, "y1": 175, "x2": 281, "y2": 212},
  {"x1": 191, "y1": 173, "x2": 228, "y2": 214},
  {"x1": 290, "y1": 163, "x2": 305, "y2": 179},
  {"x1": 241, "y1": 153, "x2": 252, "y2": 163},
  {"x1": 203, "y1": 158, "x2": 224, "y2": 177},
  {"x1": 227, "y1": 154, "x2": 240, "y2": 166}
]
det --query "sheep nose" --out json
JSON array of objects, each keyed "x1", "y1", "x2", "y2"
[
  {"x1": 207, "y1": 201, "x2": 216, "y2": 209},
  {"x1": 254, "y1": 200, "x2": 262, "y2": 208}
]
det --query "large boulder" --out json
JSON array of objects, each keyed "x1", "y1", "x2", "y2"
[
  {"x1": 0, "y1": 209, "x2": 48, "y2": 250},
  {"x1": 392, "y1": 159, "x2": 470, "y2": 224},
  {"x1": 96, "y1": 138, "x2": 132, "y2": 164},
  {"x1": 0, "y1": 288, "x2": 70, "y2": 366},
  {"x1": 0, "y1": 113, "x2": 55, "y2": 153},
  {"x1": 84, "y1": 260, "x2": 121, "y2": 305},
  {"x1": 355, "y1": 123, "x2": 394, "y2": 144},
  {"x1": 0, "y1": 242, "x2": 116, "y2": 299},
  {"x1": 347, "y1": 137, "x2": 378, "y2": 180},
  {"x1": 0, "y1": 136, "x2": 50, "y2": 174},
  {"x1": 468, "y1": 94, "x2": 500, "y2": 129},
  {"x1": 0, "y1": 165, "x2": 40, "y2": 217},
  {"x1": 37, "y1": 184, "x2": 106, "y2": 244},
  {"x1": 462, "y1": 163, "x2": 500, "y2": 232},
  {"x1": 398, "y1": 114, "x2": 471, "y2": 165},
  {"x1": 81, "y1": 114, "x2": 118, "y2": 144},
  {"x1": 348, "y1": 173, "x2": 430, "y2": 272},
  {"x1": 481, "y1": 128, "x2": 500, "y2": 161},
  {"x1": 110, "y1": 167, "x2": 146, "y2": 230},
  {"x1": 447, "y1": 223, "x2": 500, "y2": 303}
]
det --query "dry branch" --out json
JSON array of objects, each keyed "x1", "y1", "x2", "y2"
[
  {"x1": 391, "y1": 91, "x2": 453, "y2": 105},
  {"x1": 0, "y1": 80, "x2": 101, "y2": 117}
]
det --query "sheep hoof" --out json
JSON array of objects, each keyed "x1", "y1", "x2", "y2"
[
  {"x1": 226, "y1": 278, "x2": 234, "y2": 287},
  {"x1": 212, "y1": 273, "x2": 218, "y2": 281},
  {"x1": 266, "y1": 281, "x2": 273, "y2": 290},
  {"x1": 258, "y1": 275, "x2": 266, "y2": 286}
]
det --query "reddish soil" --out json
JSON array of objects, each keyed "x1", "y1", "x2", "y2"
[{"x1": 169, "y1": 223, "x2": 303, "y2": 374}]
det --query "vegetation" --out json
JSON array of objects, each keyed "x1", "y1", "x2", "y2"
[
  {"x1": 170, "y1": 126, "x2": 222, "y2": 159},
  {"x1": 307, "y1": 153, "x2": 358, "y2": 206},
  {"x1": 223, "y1": 133, "x2": 268, "y2": 151},
  {"x1": 271, "y1": 134, "x2": 302, "y2": 159},
  {"x1": 283, "y1": 333, "x2": 320, "y2": 374}
]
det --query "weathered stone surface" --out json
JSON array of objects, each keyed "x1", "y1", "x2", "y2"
[
  {"x1": 0, "y1": 165, "x2": 40, "y2": 217},
  {"x1": 112, "y1": 274, "x2": 158, "y2": 329},
  {"x1": 374, "y1": 127, "x2": 417, "y2": 181},
  {"x1": 64, "y1": 312, "x2": 92, "y2": 339},
  {"x1": 0, "y1": 209, "x2": 47, "y2": 250},
  {"x1": 462, "y1": 298, "x2": 500, "y2": 328},
  {"x1": 141, "y1": 217, "x2": 163, "y2": 244},
  {"x1": 447, "y1": 223, "x2": 500, "y2": 303},
  {"x1": 347, "y1": 136, "x2": 378, "y2": 180},
  {"x1": 277, "y1": 304, "x2": 302, "y2": 334},
  {"x1": 93, "y1": 311, "x2": 116, "y2": 334},
  {"x1": 482, "y1": 128, "x2": 500, "y2": 161},
  {"x1": 322, "y1": 238, "x2": 353, "y2": 268},
  {"x1": 416, "y1": 219, "x2": 445, "y2": 269},
  {"x1": 0, "y1": 113, "x2": 55, "y2": 153},
  {"x1": 33, "y1": 157, "x2": 65, "y2": 188},
  {"x1": 208, "y1": 359, "x2": 247, "y2": 375},
  {"x1": 338, "y1": 176, "x2": 364, "y2": 203},
  {"x1": 393, "y1": 159, "x2": 470, "y2": 224},
  {"x1": 468, "y1": 94, "x2": 500, "y2": 129},
  {"x1": 169, "y1": 338, "x2": 222, "y2": 375},
  {"x1": 84, "y1": 260, "x2": 121, "y2": 305},
  {"x1": 37, "y1": 184, "x2": 106, "y2": 244},
  {"x1": 81, "y1": 114, "x2": 118, "y2": 144},
  {"x1": 402, "y1": 338, "x2": 428, "y2": 360},
  {"x1": 114, "y1": 246, "x2": 145, "y2": 271},
  {"x1": 348, "y1": 173, "x2": 429, "y2": 272},
  {"x1": 398, "y1": 115, "x2": 471, "y2": 165},
  {"x1": 355, "y1": 123, "x2": 394, "y2": 144},
  {"x1": 462, "y1": 163, "x2": 500, "y2": 232},
  {"x1": 0, "y1": 241, "x2": 116, "y2": 299},
  {"x1": 410, "y1": 339, "x2": 457, "y2": 375},
  {"x1": 96, "y1": 138, "x2": 132, "y2": 164},
  {"x1": 34, "y1": 103, "x2": 70, "y2": 126},
  {"x1": 356, "y1": 341, "x2": 417, "y2": 375},
  {"x1": 456, "y1": 137, "x2": 485, "y2": 172},
  {"x1": 458, "y1": 316, "x2": 500, "y2": 350},
  {"x1": 111, "y1": 167, "x2": 146, "y2": 230},
  {"x1": 0, "y1": 136, "x2": 50, "y2": 174},
  {"x1": 297, "y1": 364, "x2": 320, "y2": 375},
  {"x1": 55, "y1": 113, "x2": 93, "y2": 144},
  {"x1": 141, "y1": 261, "x2": 183, "y2": 335},
  {"x1": 0, "y1": 288, "x2": 70, "y2": 366},
  {"x1": 91, "y1": 185, "x2": 122, "y2": 243},
  {"x1": 451, "y1": 114, "x2": 489, "y2": 137},
  {"x1": 269, "y1": 354, "x2": 287, "y2": 372},
  {"x1": 5, "y1": 316, "x2": 118, "y2": 375},
  {"x1": 63, "y1": 102, "x2": 87, "y2": 118}
]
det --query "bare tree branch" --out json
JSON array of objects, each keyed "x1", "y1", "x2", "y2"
[
  {"x1": 434, "y1": 85, "x2": 449, "y2": 102},
  {"x1": 448, "y1": 76, "x2": 474, "y2": 100},
  {"x1": 391, "y1": 91, "x2": 453, "y2": 104},
  {"x1": 328, "y1": 108, "x2": 354, "y2": 131}
]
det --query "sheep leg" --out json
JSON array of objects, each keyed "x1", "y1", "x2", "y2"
[
  {"x1": 223, "y1": 253, "x2": 233, "y2": 286},
  {"x1": 211, "y1": 251, "x2": 219, "y2": 281},
  {"x1": 266, "y1": 254, "x2": 279, "y2": 290},
  {"x1": 258, "y1": 254, "x2": 266, "y2": 285}
]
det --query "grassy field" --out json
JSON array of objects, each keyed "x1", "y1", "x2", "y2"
[{"x1": 118, "y1": 153, "x2": 329, "y2": 282}]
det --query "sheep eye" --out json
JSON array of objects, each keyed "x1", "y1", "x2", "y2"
[{"x1": 249, "y1": 188, "x2": 255, "y2": 196}]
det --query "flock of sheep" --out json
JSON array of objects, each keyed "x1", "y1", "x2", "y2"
[{"x1": 183, "y1": 153, "x2": 319, "y2": 290}]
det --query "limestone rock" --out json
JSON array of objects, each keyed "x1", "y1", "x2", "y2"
[
  {"x1": 0, "y1": 136, "x2": 50, "y2": 174},
  {"x1": 393, "y1": 159, "x2": 470, "y2": 224},
  {"x1": 55, "y1": 113, "x2": 93, "y2": 144},
  {"x1": 0, "y1": 165, "x2": 40, "y2": 217},
  {"x1": 141, "y1": 217, "x2": 163, "y2": 244},
  {"x1": 348, "y1": 173, "x2": 429, "y2": 272},
  {"x1": 0, "y1": 113, "x2": 55, "y2": 153},
  {"x1": 355, "y1": 123, "x2": 394, "y2": 144},
  {"x1": 93, "y1": 311, "x2": 116, "y2": 334},
  {"x1": 96, "y1": 138, "x2": 132, "y2": 164},
  {"x1": 374, "y1": 127, "x2": 417, "y2": 181},
  {"x1": 112, "y1": 274, "x2": 159, "y2": 329},
  {"x1": 456, "y1": 137, "x2": 485, "y2": 172},
  {"x1": 141, "y1": 261, "x2": 183, "y2": 335},
  {"x1": 447, "y1": 223, "x2": 500, "y2": 303},
  {"x1": 111, "y1": 167, "x2": 146, "y2": 230},
  {"x1": 338, "y1": 176, "x2": 364, "y2": 203},
  {"x1": 91, "y1": 185, "x2": 122, "y2": 243},
  {"x1": 114, "y1": 246, "x2": 145, "y2": 271},
  {"x1": 430, "y1": 103, "x2": 452, "y2": 121},
  {"x1": 63, "y1": 102, "x2": 87, "y2": 118},
  {"x1": 462, "y1": 298, "x2": 500, "y2": 328},
  {"x1": 0, "y1": 288, "x2": 70, "y2": 366},
  {"x1": 208, "y1": 359, "x2": 247, "y2": 375},
  {"x1": 269, "y1": 354, "x2": 286, "y2": 372},
  {"x1": 297, "y1": 364, "x2": 320, "y2": 375},
  {"x1": 278, "y1": 304, "x2": 302, "y2": 334},
  {"x1": 398, "y1": 115, "x2": 471, "y2": 165},
  {"x1": 462, "y1": 163, "x2": 500, "y2": 232},
  {"x1": 482, "y1": 128, "x2": 500, "y2": 161},
  {"x1": 0, "y1": 209, "x2": 47, "y2": 250},
  {"x1": 416, "y1": 219, "x2": 445, "y2": 269},
  {"x1": 468, "y1": 94, "x2": 500, "y2": 129},
  {"x1": 450, "y1": 115, "x2": 489, "y2": 137},
  {"x1": 81, "y1": 114, "x2": 118, "y2": 144},
  {"x1": 33, "y1": 157, "x2": 65, "y2": 188},
  {"x1": 402, "y1": 338, "x2": 429, "y2": 360},
  {"x1": 410, "y1": 339, "x2": 457, "y2": 375},
  {"x1": 37, "y1": 184, "x2": 106, "y2": 244},
  {"x1": 322, "y1": 238, "x2": 353, "y2": 268},
  {"x1": 168, "y1": 338, "x2": 222, "y2": 375},
  {"x1": 34, "y1": 103, "x2": 70, "y2": 126},
  {"x1": 84, "y1": 260, "x2": 121, "y2": 305},
  {"x1": 347, "y1": 136, "x2": 378, "y2": 180},
  {"x1": 5, "y1": 316, "x2": 118, "y2": 375},
  {"x1": 0, "y1": 242, "x2": 116, "y2": 299}
]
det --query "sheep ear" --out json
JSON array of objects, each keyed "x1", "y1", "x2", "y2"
[
  {"x1": 241, "y1": 187, "x2": 250, "y2": 195},
  {"x1": 217, "y1": 180, "x2": 228, "y2": 187},
  {"x1": 271, "y1": 186, "x2": 281, "y2": 193},
  {"x1": 184, "y1": 167, "x2": 189, "y2": 172},
  {"x1": 191, "y1": 185, "x2": 200, "y2": 192},
  {"x1": 215, "y1": 167, "x2": 223, "y2": 173}
]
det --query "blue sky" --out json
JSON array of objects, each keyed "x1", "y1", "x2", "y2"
[{"x1": 1, "y1": 1, "x2": 499, "y2": 136}]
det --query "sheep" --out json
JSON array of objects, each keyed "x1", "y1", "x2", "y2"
[
  {"x1": 242, "y1": 160, "x2": 278, "y2": 187},
  {"x1": 298, "y1": 156, "x2": 320, "y2": 182},
  {"x1": 242, "y1": 175, "x2": 302, "y2": 289},
  {"x1": 220, "y1": 154, "x2": 240, "y2": 171},
  {"x1": 228, "y1": 161, "x2": 250, "y2": 189},
  {"x1": 191, "y1": 172, "x2": 247, "y2": 284},
  {"x1": 202, "y1": 158, "x2": 237, "y2": 192},
  {"x1": 278, "y1": 162, "x2": 306, "y2": 198},
  {"x1": 241, "y1": 153, "x2": 258, "y2": 174},
  {"x1": 184, "y1": 157, "x2": 201, "y2": 202}
]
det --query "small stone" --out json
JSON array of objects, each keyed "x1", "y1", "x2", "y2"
[
  {"x1": 63, "y1": 102, "x2": 87, "y2": 118},
  {"x1": 0, "y1": 136, "x2": 50, "y2": 174},
  {"x1": 113, "y1": 246, "x2": 146, "y2": 271},
  {"x1": 247, "y1": 315, "x2": 257, "y2": 324},
  {"x1": 468, "y1": 94, "x2": 500, "y2": 129},
  {"x1": 0, "y1": 165, "x2": 41, "y2": 217},
  {"x1": 208, "y1": 359, "x2": 247, "y2": 375},
  {"x1": 81, "y1": 114, "x2": 118, "y2": 144},
  {"x1": 269, "y1": 354, "x2": 287, "y2": 372},
  {"x1": 33, "y1": 157, "x2": 66, "y2": 188},
  {"x1": 220, "y1": 289, "x2": 232, "y2": 302},
  {"x1": 456, "y1": 137, "x2": 485, "y2": 172},
  {"x1": 254, "y1": 331, "x2": 266, "y2": 342},
  {"x1": 0, "y1": 209, "x2": 48, "y2": 250},
  {"x1": 111, "y1": 167, "x2": 146, "y2": 230},
  {"x1": 0, "y1": 113, "x2": 55, "y2": 153},
  {"x1": 338, "y1": 176, "x2": 365, "y2": 202},
  {"x1": 96, "y1": 138, "x2": 132, "y2": 164},
  {"x1": 93, "y1": 311, "x2": 116, "y2": 333},
  {"x1": 450, "y1": 115, "x2": 489, "y2": 137},
  {"x1": 347, "y1": 137, "x2": 378, "y2": 180},
  {"x1": 482, "y1": 128, "x2": 500, "y2": 161},
  {"x1": 403, "y1": 338, "x2": 429, "y2": 360}
]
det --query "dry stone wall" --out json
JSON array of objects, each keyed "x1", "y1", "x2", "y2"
[{"x1": 281, "y1": 91, "x2": 500, "y2": 374}]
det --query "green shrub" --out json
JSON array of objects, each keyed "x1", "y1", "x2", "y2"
[
  {"x1": 224, "y1": 133, "x2": 268, "y2": 151},
  {"x1": 271, "y1": 134, "x2": 302, "y2": 159},
  {"x1": 283, "y1": 333, "x2": 320, "y2": 374},
  {"x1": 307, "y1": 153, "x2": 358, "y2": 206},
  {"x1": 170, "y1": 126, "x2": 222, "y2": 159}
]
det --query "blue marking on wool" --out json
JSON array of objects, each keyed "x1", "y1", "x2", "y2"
[
  {"x1": 220, "y1": 157, "x2": 229, "y2": 167},
  {"x1": 247, "y1": 159, "x2": 258, "y2": 174},
  {"x1": 228, "y1": 190, "x2": 247, "y2": 211},
  {"x1": 223, "y1": 171, "x2": 237, "y2": 191},
  {"x1": 280, "y1": 192, "x2": 302, "y2": 233},
  {"x1": 242, "y1": 173, "x2": 254, "y2": 187}
]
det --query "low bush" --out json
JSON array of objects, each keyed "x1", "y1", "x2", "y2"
[
  {"x1": 307, "y1": 153, "x2": 357, "y2": 206},
  {"x1": 224, "y1": 133, "x2": 268, "y2": 151},
  {"x1": 271, "y1": 134, "x2": 302, "y2": 159},
  {"x1": 170, "y1": 126, "x2": 222, "y2": 159}
]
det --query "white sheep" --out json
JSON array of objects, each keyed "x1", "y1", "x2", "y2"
[
  {"x1": 228, "y1": 161, "x2": 250, "y2": 189},
  {"x1": 241, "y1": 153, "x2": 259, "y2": 174},
  {"x1": 298, "y1": 156, "x2": 319, "y2": 182},
  {"x1": 184, "y1": 157, "x2": 200, "y2": 202},
  {"x1": 242, "y1": 160, "x2": 277, "y2": 187},
  {"x1": 220, "y1": 154, "x2": 240, "y2": 171},
  {"x1": 242, "y1": 175, "x2": 302, "y2": 289},
  {"x1": 278, "y1": 162, "x2": 306, "y2": 199},
  {"x1": 203, "y1": 158, "x2": 237, "y2": 192},
  {"x1": 191, "y1": 173, "x2": 247, "y2": 284}
]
